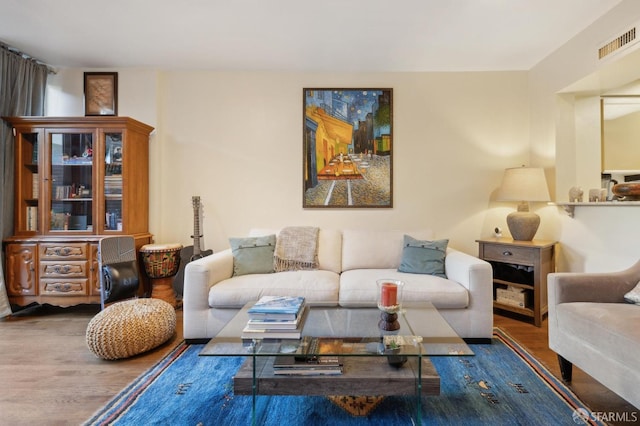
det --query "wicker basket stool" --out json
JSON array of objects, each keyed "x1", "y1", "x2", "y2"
[{"x1": 86, "y1": 298, "x2": 176, "y2": 360}]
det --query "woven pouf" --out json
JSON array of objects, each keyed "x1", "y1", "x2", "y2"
[{"x1": 86, "y1": 298, "x2": 176, "y2": 360}]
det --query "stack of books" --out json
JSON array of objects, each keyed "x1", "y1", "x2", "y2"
[
  {"x1": 273, "y1": 337, "x2": 343, "y2": 375},
  {"x1": 26, "y1": 206, "x2": 38, "y2": 231},
  {"x1": 104, "y1": 175, "x2": 122, "y2": 195},
  {"x1": 32, "y1": 173, "x2": 38, "y2": 199},
  {"x1": 241, "y1": 296, "x2": 308, "y2": 340}
]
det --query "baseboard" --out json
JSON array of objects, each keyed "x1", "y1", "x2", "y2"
[
  {"x1": 463, "y1": 337, "x2": 492, "y2": 344},
  {"x1": 185, "y1": 338, "x2": 211, "y2": 345}
]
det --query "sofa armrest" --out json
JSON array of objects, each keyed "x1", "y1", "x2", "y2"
[
  {"x1": 548, "y1": 260, "x2": 640, "y2": 305},
  {"x1": 443, "y1": 248, "x2": 493, "y2": 339},
  {"x1": 445, "y1": 248, "x2": 492, "y2": 288},
  {"x1": 183, "y1": 249, "x2": 234, "y2": 312},
  {"x1": 445, "y1": 248, "x2": 493, "y2": 305}
]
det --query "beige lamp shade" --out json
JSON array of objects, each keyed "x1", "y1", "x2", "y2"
[{"x1": 498, "y1": 167, "x2": 550, "y2": 241}]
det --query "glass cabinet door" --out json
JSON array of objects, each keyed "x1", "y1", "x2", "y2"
[
  {"x1": 103, "y1": 132, "x2": 123, "y2": 231},
  {"x1": 16, "y1": 131, "x2": 40, "y2": 234},
  {"x1": 48, "y1": 132, "x2": 94, "y2": 232}
]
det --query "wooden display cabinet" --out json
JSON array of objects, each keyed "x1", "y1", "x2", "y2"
[
  {"x1": 477, "y1": 238, "x2": 556, "y2": 327},
  {"x1": 2, "y1": 116, "x2": 154, "y2": 307}
]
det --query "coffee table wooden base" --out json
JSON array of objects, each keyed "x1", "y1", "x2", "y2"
[{"x1": 234, "y1": 355, "x2": 440, "y2": 396}]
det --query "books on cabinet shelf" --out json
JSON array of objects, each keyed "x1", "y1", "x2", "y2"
[
  {"x1": 32, "y1": 173, "x2": 38, "y2": 198},
  {"x1": 104, "y1": 175, "x2": 122, "y2": 195},
  {"x1": 26, "y1": 206, "x2": 38, "y2": 231}
]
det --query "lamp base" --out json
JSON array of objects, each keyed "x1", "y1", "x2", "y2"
[{"x1": 506, "y1": 211, "x2": 540, "y2": 241}]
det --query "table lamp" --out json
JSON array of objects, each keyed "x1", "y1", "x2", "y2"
[{"x1": 497, "y1": 166, "x2": 550, "y2": 241}]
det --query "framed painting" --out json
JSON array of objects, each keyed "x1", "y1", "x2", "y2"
[
  {"x1": 84, "y1": 72, "x2": 118, "y2": 116},
  {"x1": 303, "y1": 88, "x2": 393, "y2": 208}
]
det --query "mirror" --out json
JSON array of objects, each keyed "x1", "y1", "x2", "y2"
[
  {"x1": 601, "y1": 95, "x2": 640, "y2": 174},
  {"x1": 601, "y1": 78, "x2": 640, "y2": 180}
]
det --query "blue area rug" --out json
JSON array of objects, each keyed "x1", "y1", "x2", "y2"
[{"x1": 84, "y1": 329, "x2": 603, "y2": 425}]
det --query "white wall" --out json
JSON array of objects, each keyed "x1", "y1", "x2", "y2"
[
  {"x1": 47, "y1": 70, "x2": 530, "y2": 256},
  {"x1": 43, "y1": 0, "x2": 640, "y2": 273},
  {"x1": 530, "y1": 0, "x2": 640, "y2": 272}
]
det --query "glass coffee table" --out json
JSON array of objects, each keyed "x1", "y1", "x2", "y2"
[{"x1": 200, "y1": 302, "x2": 472, "y2": 424}]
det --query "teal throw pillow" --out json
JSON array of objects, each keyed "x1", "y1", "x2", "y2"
[
  {"x1": 398, "y1": 235, "x2": 448, "y2": 277},
  {"x1": 229, "y1": 235, "x2": 276, "y2": 276}
]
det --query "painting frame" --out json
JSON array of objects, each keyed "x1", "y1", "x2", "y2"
[
  {"x1": 84, "y1": 72, "x2": 118, "y2": 116},
  {"x1": 303, "y1": 88, "x2": 393, "y2": 208}
]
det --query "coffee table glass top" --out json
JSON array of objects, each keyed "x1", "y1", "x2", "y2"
[{"x1": 200, "y1": 302, "x2": 473, "y2": 357}]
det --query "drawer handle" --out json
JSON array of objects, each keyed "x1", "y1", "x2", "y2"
[
  {"x1": 502, "y1": 251, "x2": 513, "y2": 256},
  {"x1": 54, "y1": 265, "x2": 71, "y2": 274},
  {"x1": 53, "y1": 283, "x2": 72, "y2": 292}
]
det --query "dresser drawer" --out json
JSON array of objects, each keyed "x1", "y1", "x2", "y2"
[
  {"x1": 40, "y1": 243, "x2": 88, "y2": 260},
  {"x1": 39, "y1": 278, "x2": 89, "y2": 296},
  {"x1": 481, "y1": 244, "x2": 534, "y2": 265},
  {"x1": 39, "y1": 260, "x2": 89, "y2": 278}
]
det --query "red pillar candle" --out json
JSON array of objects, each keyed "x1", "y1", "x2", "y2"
[{"x1": 381, "y1": 282, "x2": 397, "y2": 306}]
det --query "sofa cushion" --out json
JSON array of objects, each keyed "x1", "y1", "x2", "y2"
[
  {"x1": 229, "y1": 234, "x2": 276, "y2": 276},
  {"x1": 209, "y1": 270, "x2": 340, "y2": 308},
  {"x1": 623, "y1": 281, "x2": 640, "y2": 304},
  {"x1": 555, "y1": 302, "x2": 640, "y2": 373},
  {"x1": 249, "y1": 228, "x2": 342, "y2": 274},
  {"x1": 398, "y1": 235, "x2": 448, "y2": 277},
  {"x1": 339, "y1": 269, "x2": 468, "y2": 309},
  {"x1": 341, "y1": 229, "x2": 434, "y2": 271}
]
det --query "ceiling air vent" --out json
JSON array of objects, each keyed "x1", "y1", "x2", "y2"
[{"x1": 599, "y1": 27, "x2": 637, "y2": 59}]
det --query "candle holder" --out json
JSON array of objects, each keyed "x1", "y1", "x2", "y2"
[{"x1": 376, "y1": 279, "x2": 404, "y2": 331}]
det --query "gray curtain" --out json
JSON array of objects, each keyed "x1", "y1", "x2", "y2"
[{"x1": 0, "y1": 45, "x2": 49, "y2": 317}]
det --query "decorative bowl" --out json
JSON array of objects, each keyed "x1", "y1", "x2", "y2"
[{"x1": 612, "y1": 183, "x2": 640, "y2": 201}]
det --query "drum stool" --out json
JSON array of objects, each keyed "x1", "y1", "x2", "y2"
[{"x1": 139, "y1": 243, "x2": 183, "y2": 308}]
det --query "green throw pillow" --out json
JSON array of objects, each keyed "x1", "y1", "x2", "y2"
[
  {"x1": 398, "y1": 235, "x2": 448, "y2": 277},
  {"x1": 229, "y1": 235, "x2": 276, "y2": 276}
]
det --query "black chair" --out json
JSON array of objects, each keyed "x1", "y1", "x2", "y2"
[{"x1": 98, "y1": 236, "x2": 140, "y2": 309}]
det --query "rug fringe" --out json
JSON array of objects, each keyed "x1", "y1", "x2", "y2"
[
  {"x1": 83, "y1": 341, "x2": 187, "y2": 426},
  {"x1": 492, "y1": 327, "x2": 603, "y2": 426}
]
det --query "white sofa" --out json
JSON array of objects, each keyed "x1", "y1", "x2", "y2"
[{"x1": 183, "y1": 228, "x2": 493, "y2": 342}]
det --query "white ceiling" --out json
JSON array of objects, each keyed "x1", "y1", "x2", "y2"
[{"x1": 0, "y1": 0, "x2": 624, "y2": 72}]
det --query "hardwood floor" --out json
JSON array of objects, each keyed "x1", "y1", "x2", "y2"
[
  {"x1": 0, "y1": 305, "x2": 637, "y2": 425},
  {"x1": 0, "y1": 304, "x2": 183, "y2": 425}
]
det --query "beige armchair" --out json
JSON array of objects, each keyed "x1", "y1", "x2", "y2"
[{"x1": 547, "y1": 261, "x2": 640, "y2": 409}]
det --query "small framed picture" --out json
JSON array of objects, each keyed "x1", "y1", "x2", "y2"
[{"x1": 84, "y1": 72, "x2": 118, "y2": 116}]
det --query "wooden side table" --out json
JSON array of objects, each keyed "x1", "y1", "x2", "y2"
[{"x1": 476, "y1": 238, "x2": 556, "y2": 327}]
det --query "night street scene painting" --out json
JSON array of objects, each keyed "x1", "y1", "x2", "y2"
[{"x1": 303, "y1": 89, "x2": 393, "y2": 208}]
